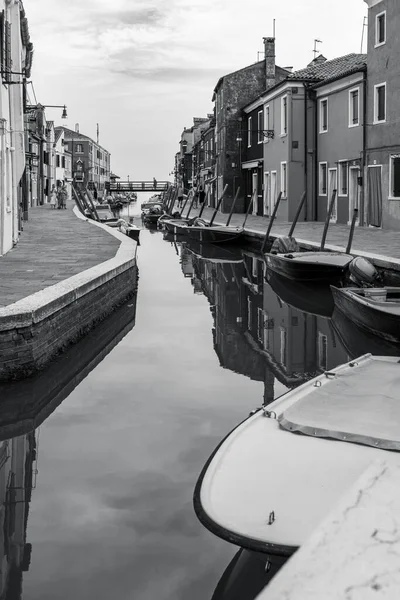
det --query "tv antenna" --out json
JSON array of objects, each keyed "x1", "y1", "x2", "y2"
[
  {"x1": 360, "y1": 16, "x2": 368, "y2": 53},
  {"x1": 313, "y1": 39, "x2": 322, "y2": 59}
]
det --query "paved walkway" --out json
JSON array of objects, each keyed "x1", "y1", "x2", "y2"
[
  {"x1": 178, "y1": 205, "x2": 400, "y2": 267},
  {"x1": 0, "y1": 205, "x2": 120, "y2": 308}
]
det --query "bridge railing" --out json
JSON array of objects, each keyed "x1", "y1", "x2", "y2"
[{"x1": 107, "y1": 181, "x2": 171, "y2": 193}]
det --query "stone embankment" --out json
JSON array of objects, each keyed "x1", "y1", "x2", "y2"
[{"x1": 0, "y1": 207, "x2": 138, "y2": 381}]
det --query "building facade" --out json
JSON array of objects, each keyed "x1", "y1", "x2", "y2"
[
  {"x1": 57, "y1": 127, "x2": 111, "y2": 196},
  {"x1": 241, "y1": 54, "x2": 367, "y2": 224},
  {"x1": 0, "y1": 0, "x2": 33, "y2": 255},
  {"x1": 212, "y1": 38, "x2": 289, "y2": 213},
  {"x1": 364, "y1": 0, "x2": 400, "y2": 229}
]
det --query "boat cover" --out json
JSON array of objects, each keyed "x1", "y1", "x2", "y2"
[
  {"x1": 284, "y1": 252, "x2": 353, "y2": 266},
  {"x1": 279, "y1": 357, "x2": 400, "y2": 450}
]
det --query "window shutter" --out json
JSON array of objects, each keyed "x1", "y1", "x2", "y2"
[{"x1": 393, "y1": 158, "x2": 400, "y2": 197}]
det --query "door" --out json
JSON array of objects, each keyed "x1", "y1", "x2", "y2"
[
  {"x1": 348, "y1": 167, "x2": 360, "y2": 224},
  {"x1": 270, "y1": 171, "x2": 277, "y2": 217},
  {"x1": 252, "y1": 171, "x2": 258, "y2": 215},
  {"x1": 367, "y1": 166, "x2": 382, "y2": 227},
  {"x1": 264, "y1": 172, "x2": 270, "y2": 216},
  {"x1": 328, "y1": 168, "x2": 338, "y2": 222}
]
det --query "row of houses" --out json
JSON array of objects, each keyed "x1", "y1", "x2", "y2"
[
  {"x1": 0, "y1": 1, "x2": 112, "y2": 257},
  {"x1": 175, "y1": 0, "x2": 400, "y2": 231}
]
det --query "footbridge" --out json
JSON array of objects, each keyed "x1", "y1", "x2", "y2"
[{"x1": 106, "y1": 180, "x2": 172, "y2": 193}]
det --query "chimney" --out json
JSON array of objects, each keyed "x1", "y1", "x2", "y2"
[
  {"x1": 75, "y1": 123, "x2": 79, "y2": 133},
  {"x1": 263, "y1": 37, "x2": 276, "y2": 89}
]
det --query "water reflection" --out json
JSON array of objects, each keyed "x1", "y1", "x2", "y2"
[
  {"x1": 0, "y1": 298, "x2": 137, "y2": 597},
  {"x1": 174, "y1": 243, "x2": 354, "y2": 401},
  {"x1": 212, "y1": 550, "x2": 288, "y2": 600}
]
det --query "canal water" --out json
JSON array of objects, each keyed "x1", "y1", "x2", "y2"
[{"x1": 0, "y1": 200, "x2": 399, "y2": 599}]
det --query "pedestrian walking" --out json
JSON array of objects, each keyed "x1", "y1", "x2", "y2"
[
  {"x1": 59, "y1": 182, "x2": 68, "y2": 209},
  {"x1": 56, "y1": 182, "x2": 63, "y2": 209},
  {"x1": 50, "y1": 184, "x2": 57, "y2": 209},
  {"x1": 198, "y1": 181, "x2": 205, "y2": 206},
  {"x1": 177, "y1": 184, "x2": 184, "y2": 208}
]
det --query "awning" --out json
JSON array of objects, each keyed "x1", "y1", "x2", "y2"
[{"x1": 242, "y1": 160, "x2": 263, "y2": 170}]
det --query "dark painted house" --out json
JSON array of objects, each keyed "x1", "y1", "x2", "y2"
[{"x1": 212, "y1": 37, "x2": 289, "y2": 212}]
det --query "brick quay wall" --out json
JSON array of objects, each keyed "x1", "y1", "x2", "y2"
[{"x1": 0, "y1": 213, "x2": 138, "y2": 382}]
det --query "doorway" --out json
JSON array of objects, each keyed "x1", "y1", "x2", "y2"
[
  {"x1": 252, "y1": 171, "x2": 258, "y2": 215},
  {"x1": 328, "y1": 168, "x2": 338, "y2": 222},
  {"x1": 270, "y1": 171, "x2": 277, "y2": 217},
  {"x1": 348, "y1": 167, "x2": 360, "y2": 224},
  {"x1": 264, "y1": 172, "x2": 270, "y2": 216}
]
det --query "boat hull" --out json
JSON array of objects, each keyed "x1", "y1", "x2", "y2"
[
  {"x1": 264, "y1": 252, "x2": 353, "y2": 282},
  {"x1": 186, "y1": 227, "x2": 243, "y2": 245},
  {"x1": 194, "y1": 356, "x2": 400, "y2": 555},
  {"x1": 163, "y1": 220, "x2": 243, "y2": 244},
  {"x1": 331, "y1": 286, "x2": 400, "y2": 343}
]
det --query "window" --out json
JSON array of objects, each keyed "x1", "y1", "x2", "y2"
[
  {"x1": 56, "y1": 154, "x2": 60, "y2": 167},
  {"x1": 75, "y1": 143, "x2": 83, "y2": 153},
  {"x1": 280, "y1": 162, "x2": 287, "y2": 198},
  {"x1": 247, "y1": 297, "x2": 252, "y2": 330},
  {"x1": 247, "y1": 116, "x2": 252, "y2": 148},
  {"x1": 374, "y1": 83, "x2": 386, "y2": 123},
  {"x1": 257, "y1": 110, "x2": 263, "y2": 144},
  {"x1": 339, "y1": 161, "x2": 348, "y2": 196},
  {"x1": 375, "y1": 11, "x2": 386, "y2": 47},
  {"x1": 318, "y1": 333, "x2": 328, "y2": 371},
  {"x1": 390, "y1": 155, "x2": 400, "y2": 198},
  {"x1": 319, "y1": 162, "x2": 327, "y2": 196},
  {"x1": 89, "y1": 144, "x2": 92, "y2": 153},
  {"x1": 349, "y1": 88, "x2": 360, "y2": 127},
  {"x1": 62, "y1": 156, "x2": 65, "y2": 168},
  {"x1": 264, "y1": 105, "x2": 270, "y2": 142},
  {"x1": 319, "y1": 98, "x2": 328, "y2": 132},
  {"x1": 280, "y1": 327, "x2": 287, "y2": 365},
  {"x1": 257, "y1": 308, "x2": 264, "y2": 343},
  {"x1": 281, "y1": 95, "x2": 288, "y2": 135}
]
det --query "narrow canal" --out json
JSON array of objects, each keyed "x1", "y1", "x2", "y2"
[{"x1": 1, "y1": 200, "x2": 399, "y2": 599}]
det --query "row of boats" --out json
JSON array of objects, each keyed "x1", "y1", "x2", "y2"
[{"x1": 157, "y1": 191, "x2": 400, "y2": 594}]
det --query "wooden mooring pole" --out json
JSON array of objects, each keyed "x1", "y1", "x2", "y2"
[
  {"x1": 261, "y1": 192, "x2": 283, "y2": 254},
  {"x1": 320, "y1": 189, "x2": 337, "y2": 251}
]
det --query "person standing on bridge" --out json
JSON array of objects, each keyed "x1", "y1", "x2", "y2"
[{"x1": 153, "y1": 177, "x2": 157, "y2": 189}]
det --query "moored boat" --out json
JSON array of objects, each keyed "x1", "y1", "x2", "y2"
[
  {"x1": 264, "y1": 251, "x2": 353, "y2": 283},
  {"x1": 194, "y1": 354, "x2": 400, "y2": 555},
  {"x1": 116, "y1": 218, "x2": 141, "y2": 244},
  {"x1": 331, "y1": 286, "x2": 400, "y2": 342}
]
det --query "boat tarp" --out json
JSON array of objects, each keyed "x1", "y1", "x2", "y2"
[{"x1": 279, "y1": 357, "x2": 400, "y2": 450}]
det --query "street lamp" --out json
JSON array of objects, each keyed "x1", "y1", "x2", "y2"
[{"x1": 25, "y1": 103, "x2": 68, "y2": 118}]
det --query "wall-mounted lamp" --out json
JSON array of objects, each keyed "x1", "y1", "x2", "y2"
[{"x1": 25, "y1": 104, "x2": 68, "y2": 119}]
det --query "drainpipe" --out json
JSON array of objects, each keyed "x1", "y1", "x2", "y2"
[
  {"x1": 310, "y1": 88, "x2": 318, "y2": 221},
  {"x1": 304, "y1": 84, "x2": 308, "y2": 221},
  {"x1": 361, "y1": 70, "x2": 367, "y2": 227}
]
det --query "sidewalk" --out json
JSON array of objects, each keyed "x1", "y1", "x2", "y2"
[
  {"x1": 181, "y1": 205, "x2": 400, "y2": 271},
  {"x1": 0, "y1": 205, "x2": 136, "y2": 381},
  {"x1": 0, "y1": 205, "x2": 120, "y2": 307}
]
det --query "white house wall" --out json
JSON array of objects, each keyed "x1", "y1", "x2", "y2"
[{"x1": 0, "y1": 0, "x2": 26, "y2": 255}]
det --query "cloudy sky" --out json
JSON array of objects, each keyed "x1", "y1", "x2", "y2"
[{"x1": 27, "y1": 0, "x2": 367, "y2": 181}]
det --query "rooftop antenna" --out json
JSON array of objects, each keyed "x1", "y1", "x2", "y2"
[
  {"x1": 313, "y1": 39, "x2": 322, "y2": 59},
  {"x1": 97, "y1": 123, "x2": 99, "y2": 145},
  {"x1": 257, "y1": 19, "x2": 276, "y2": 62},
  {"x1": 361, "y1": 16, "x2": 368, "y2": 53}
]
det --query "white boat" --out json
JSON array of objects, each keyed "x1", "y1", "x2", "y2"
[{"x1": 194, "y1": 354, "x2": 400, "y2": 556}]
